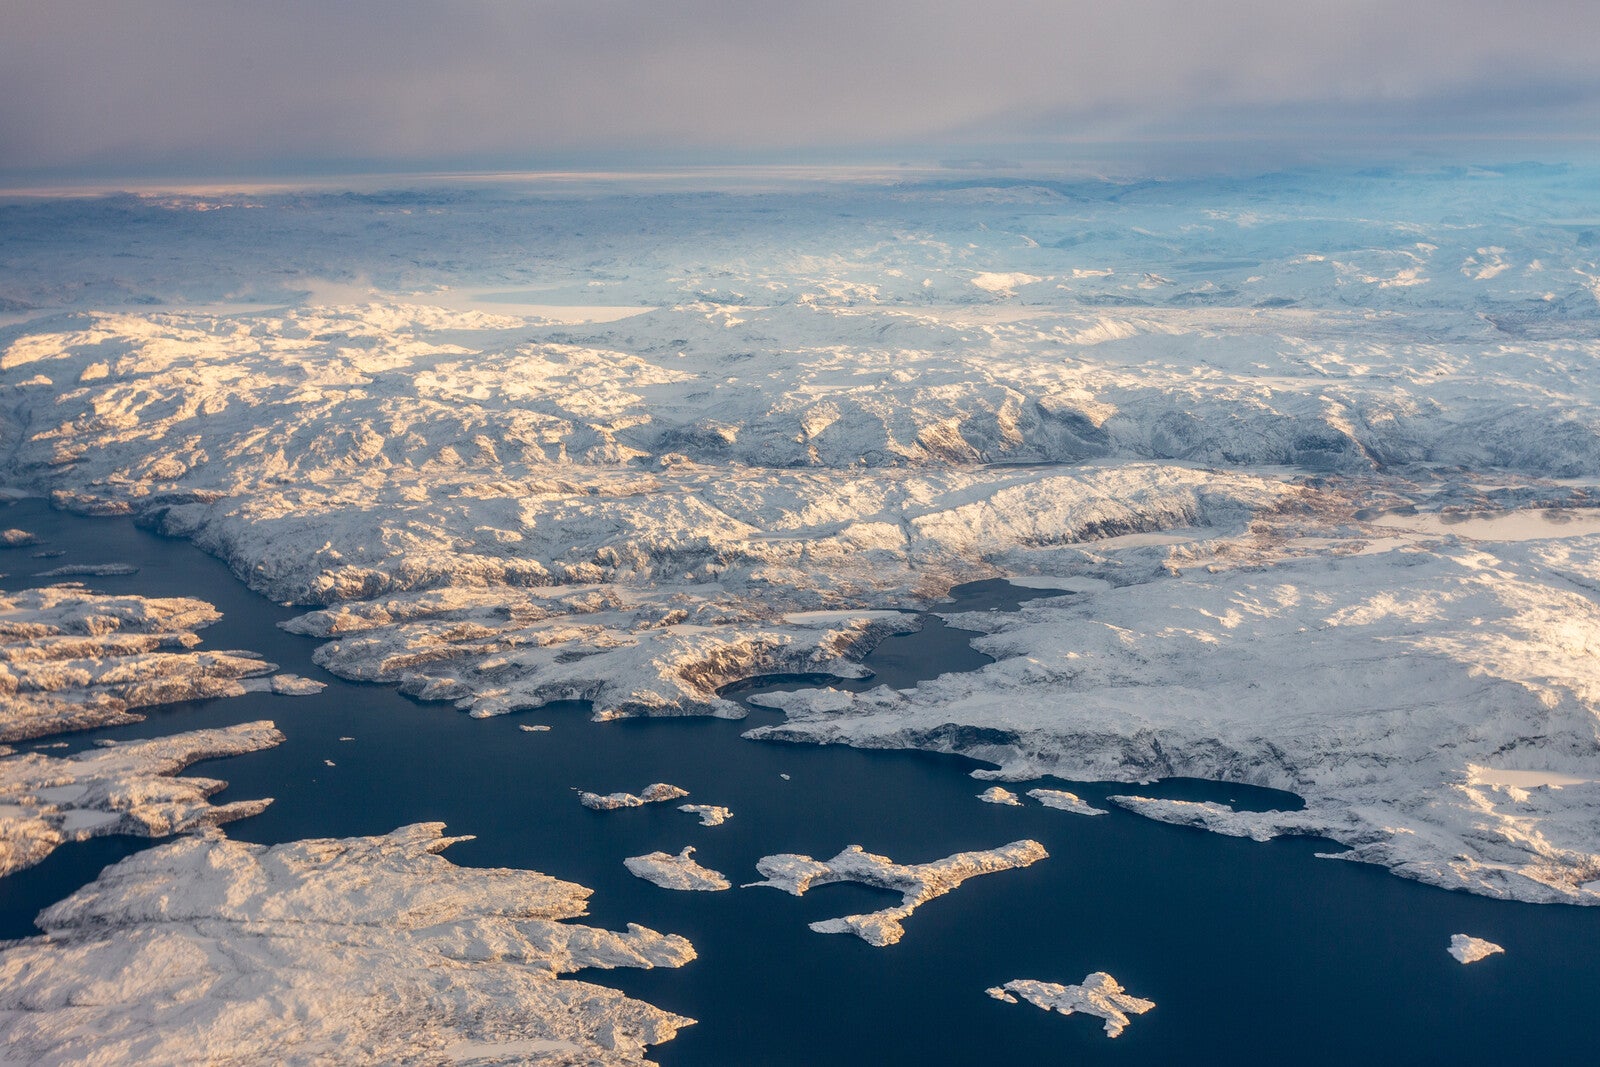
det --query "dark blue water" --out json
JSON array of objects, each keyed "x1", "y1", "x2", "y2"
[{"x1": 2, "y1": 498, "x2": 1597, "y2": 1064}]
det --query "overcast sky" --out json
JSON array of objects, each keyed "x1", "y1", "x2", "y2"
[{"x1": 3, "y1": 1, "x2": 1597, "y2": 177}]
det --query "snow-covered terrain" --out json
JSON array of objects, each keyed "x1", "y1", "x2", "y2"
[
  {"x1": 0, "y1": 722, "x2": 281, "y2": 876},
  {"x1": 625, "y1": 847, "x2": 731, "y2": 891},
  {"x1": 755, "y1": 537, "x2": 1600, "y2": 903},
  {"x1": 986, "y1": 973, "x2": 1155, "y2": 1038},
  {"x1": 747, "y1": 840, "x2": 1048, "y2": 946},
  {"x1": 580, "y1": 783, "x2": 690, "y2": 810},
  {"x1": 1028, "y1": 788, "x2": 1108, "y2": 816},
  {"x1": 0, "y1": 823, "x2": 695, "y2": 1065},
  {"x1": 0, "y1": 586, "x2": 298, "y2": 741},
  {"x1": 1448, "y1": 933, "x2": 1505, "y2": 964},
  {"x1": 1, "y1": 166, "x2": 1598, "y2": 908},
  {"x1": 678, "y1": 803, "x2": 731, "y2": 826}
]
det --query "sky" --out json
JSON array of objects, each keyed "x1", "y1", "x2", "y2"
[{"x1": 3, "y1": 1, "x2": 1598, "y2": 179}]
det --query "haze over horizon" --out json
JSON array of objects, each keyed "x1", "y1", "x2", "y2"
[{"x1": 4, "y1": 0, "x2": 1598, "y2": 182}]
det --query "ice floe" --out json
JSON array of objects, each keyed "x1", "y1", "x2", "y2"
[{"x1": 747, "y1": 840, "x2": 1047, "y2": 946}]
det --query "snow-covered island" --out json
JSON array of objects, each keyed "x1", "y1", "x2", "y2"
[
  {"x1": 1028, "y1": 788, "x2": 1108, "y2": 816},
  {"x1": 0, "y1": 823, "x2": 696, "y2": 1065},
  {"x1": 747, "y1": 840, "x2": 1048, "y2": 946},
  {"x1": 1448, "y1": 934, "x2": 1506, "y2": 964},
  {"x1": 0, "y1": 586, "x2": 295, "y2": 742},
  {"x1": 580, "y1": 783, "x2": 690, "y2": 810},
  {"x1": 625, "y1": 846, "x2": 731, "y2": 891},
  {"x1": 0, "y1": 721, "x2": 283, "y2": 876},
  {"x1": 678, "y1": 803, "x2": 732, "y2": 826},
  {"x1": 987, "y1": 973, "x2": 1155, "y2": 1038}
]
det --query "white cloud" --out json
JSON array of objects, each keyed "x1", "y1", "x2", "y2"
[{"x1": 2, "y1": 1, "x2": 1597, "y2": 174}]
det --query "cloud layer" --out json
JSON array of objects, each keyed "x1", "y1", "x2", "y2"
[{"x1": 3, "y1": 1, "x2": 1597, "y2": 175}]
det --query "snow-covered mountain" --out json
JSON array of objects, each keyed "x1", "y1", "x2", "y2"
[{"x1": 2, "y1": 165, "x2": 1598, "y2": 910}]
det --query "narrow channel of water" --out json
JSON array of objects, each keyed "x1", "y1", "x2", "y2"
[{"x1": 1, "y1": 498, "x2": 1597, "y2": 1065}]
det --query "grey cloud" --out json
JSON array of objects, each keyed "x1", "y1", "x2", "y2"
[{"x1": 2, "y1": 1, "x2": 1596, "y2": 175}]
